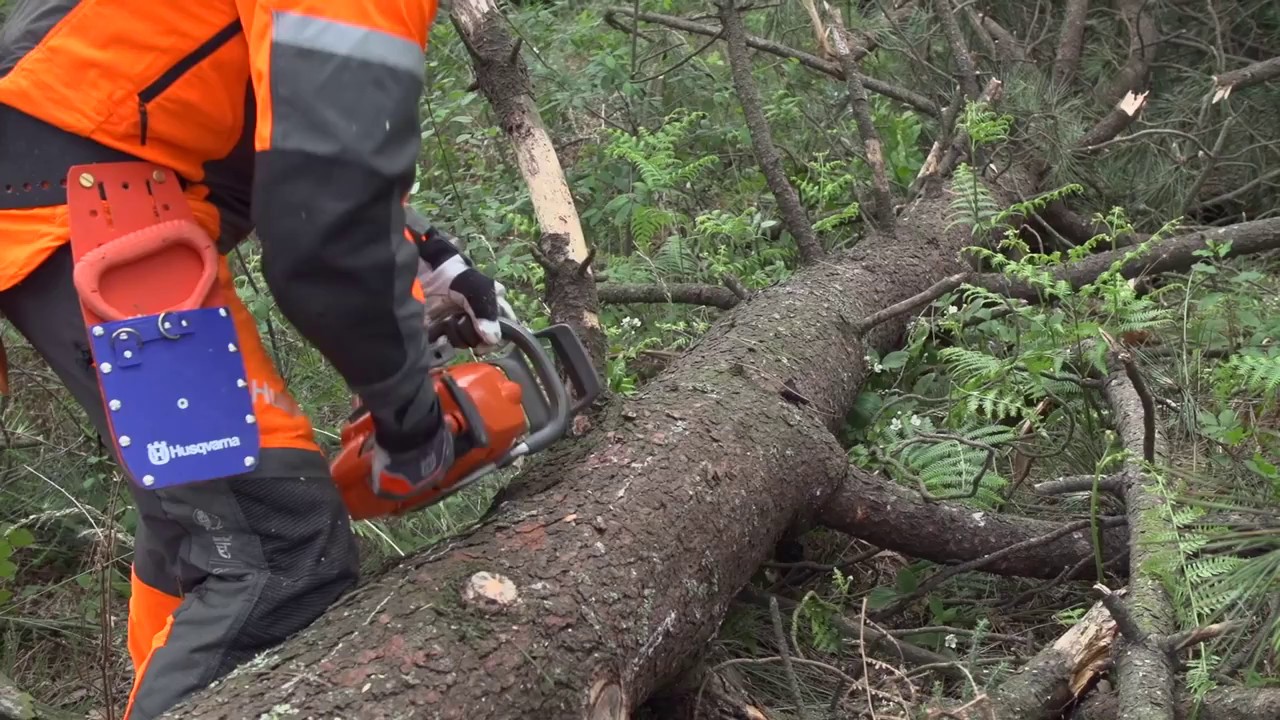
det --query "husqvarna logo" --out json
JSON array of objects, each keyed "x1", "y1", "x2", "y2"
[
  {"x1": 146, "y1": 437, "x2": 242, "y2": 466},
  {"x1": 147, "y1": 442, "x2": 172, "y2": 465}
]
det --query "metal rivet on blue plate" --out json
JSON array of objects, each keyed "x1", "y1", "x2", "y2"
[
  {"x1": 123, "y1": 350, "x2": 133, "y2": 359},
  {"x1": 142, "y1": 475, "x2": 154, "y2": 486},
  {"x1": 100, "y1": 362, "x2": 113, "y2": 374},
  {"x1": 219, "y1": 308, "x2": 228, "y2": 317},
  {"x1": 228, "y1": 343, "x2": 238, "y2": 352},
  {"x1": 246, "y1": 414, "x2": 256, "y2": 424},
  {"x1": 92, "y1": 326, "x2": 105, "y2": 337},
  {"x1": 244, "y1": 456, "x2": 256, "y2": 467},
  {"x1": 109, "y1": 399, "x2": 121, "y2": 411},
  {"x1": 237, "y1": 379, "x2": 247, "y2": 388},
  {"x1": 177, "y1": 398, "x2": 189, "y2": 409},
  {"x1": 119, "y1": 435, "x2": 131, "y2": 447}
]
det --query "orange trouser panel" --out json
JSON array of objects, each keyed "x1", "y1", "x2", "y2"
[{"x1": 125, "y1": 567, "x2": 182, "y2": 718}]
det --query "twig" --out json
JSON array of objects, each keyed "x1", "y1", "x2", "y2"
[
  {"x1": 602, "y1": 6, "x2": 940, "y2": 116},
  {"x1": 770, "y1": 595, "x2": 809, "y2": 720},
  {"x1": 854, "y1": 273, "x2": 971, "y2": 334},
  {"x1": 718, "y1": 0, "x2": 823, "y2": 264},
  {"x1": 857, "y1": 597, "x2": 876, "y2": 720},
  {"x1": 742, "y1": 589, "x2": 965, "y2": 678}
]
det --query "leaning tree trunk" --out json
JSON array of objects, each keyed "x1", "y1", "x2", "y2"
[
  {"x1": 450, "y1": 0, "x2": 606, "y2": 370},
  {"x1": 163, "y1": 165, "x2": 1036, "y2": 720}
]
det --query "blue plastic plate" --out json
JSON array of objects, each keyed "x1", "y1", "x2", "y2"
[{"x1": 88, "y1": 307, "x2": 261, "y2": 489}]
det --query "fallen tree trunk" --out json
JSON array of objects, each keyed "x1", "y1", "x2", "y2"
[{"x1": 166, "y1": 165, "x2": 1037, "y2": 720}]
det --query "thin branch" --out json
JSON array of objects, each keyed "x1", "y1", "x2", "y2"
[
  {"x1": 1116, "y1": 350, "x2": 1156, "y2": 464},
  {"x1": 1034, "y1": 474, "x2": 1124, "y2": 495},
  {"x1": 595, "y1": 282, "x2": 741, "y2": 309},
  {"x1": 978, "y1": 216, "x2": 1280, "y2": 300},
  {"x1": 718, "y1": 0, "x2": 823, "y2": 264},
  {"x1": 1093, "y1": 583, "x2": 1148, "y2": 645},
  {"x1": 977, "y1": 11, "x2": 1026, "y2": 64},
  {"x1": 1099, "y1": 0, "x2": 1159, "y2": 106},
  {"x1": 603, "y1": 6, "x2": 940, "y2": 116},
  {"x1": 1053, "y1": 0, "x2": 1090, "y2": 86},
  {"x1": 855, "y1": 275, "x2": 970, "y2": 335}
]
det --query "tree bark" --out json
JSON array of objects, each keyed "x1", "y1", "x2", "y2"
[
  {"x1": 1074, "y1": 687, "x2": 1280, "y2": 720},
  {"x1": 450, "y1": 0, "x2": 606, "y2": 369},
  {"x1": 165, "y1": 163, "x2": 1034, "y2": 720},
  {"x1": 596, "y1": 282, "x2": 741, "y2": 310},
  {"x1": 1103, "y1": 349, "x2": 1177, "y2": 720},
  {"x1": 821, "y1": 468, "x2": 1128, "y2": 580},
  {"x1": 1054, "y1": 0, "x2": 1090, "y2": 87}
]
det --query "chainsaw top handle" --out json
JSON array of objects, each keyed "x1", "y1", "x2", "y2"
[{"x1": 426, "y1": 316, "x2": 572, "y2": 461}]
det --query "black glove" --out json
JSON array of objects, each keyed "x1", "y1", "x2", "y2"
[{"x1": 406, "y1": 213, "x2": 515, "y2": 352}]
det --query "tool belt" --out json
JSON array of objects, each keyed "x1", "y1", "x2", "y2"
[{"x1": 0, "y1": 105, "x2": 168, "y2": 211}]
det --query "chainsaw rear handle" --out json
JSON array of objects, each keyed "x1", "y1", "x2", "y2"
[{"x1": 426, "y1": 315, "x2": 572, "y2": 461}]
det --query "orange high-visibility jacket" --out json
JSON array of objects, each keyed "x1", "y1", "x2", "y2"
[{"x1": 0, "y1": 0, "x2": 447, "y2": 451}]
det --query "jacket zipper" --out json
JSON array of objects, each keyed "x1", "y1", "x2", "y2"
[{"x1": 137, "y1": 19, "x2": 242, "y2": 145}]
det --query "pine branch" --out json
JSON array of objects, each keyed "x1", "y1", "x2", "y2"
[
  {"x1": 717, "y1": 0, "x2": 823, "y2": 264},
  {"x1": 1053, "y1": 0, "x2": 1090, "y2": 86},
  {"x1": 602, "y1": 6, "x2": 940, "y2": 117},
  {"x1": 1211, "y1": 56, "x2": 1280, "y2": 102},
  {"x1": 935, "y1": 0, "x2": 981, "y2": 100},
  {"x1": 980, "y1": 217, "x2": 1280, "y2": 300},
  {"x1": 1099, "y1": 0, "x2": 1158, "y2": 106}
]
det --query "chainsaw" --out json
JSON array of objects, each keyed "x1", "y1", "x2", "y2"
[{"x1": 329, "y1": 314, "x2": 601, "y2": 520}]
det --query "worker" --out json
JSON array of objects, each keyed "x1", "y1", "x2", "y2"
[{"x1": 0, "y1": 1, "x2": 509, "y2": 718}]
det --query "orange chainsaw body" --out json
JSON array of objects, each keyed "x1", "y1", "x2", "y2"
[
  {"x1": 331, "y1": 362, "x2": 527, "y2": 520},
  {"x1": 329, "y1": 317, "x2": 601, "y2": 521}
]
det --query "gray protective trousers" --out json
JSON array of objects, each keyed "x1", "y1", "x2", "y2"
[{"x1": 0, "y1": 243, "x2": 360, "y2": 719}]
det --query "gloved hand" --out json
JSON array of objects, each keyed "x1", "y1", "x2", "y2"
[
  {"x1": 411, "y1": 223, "x2": 515, "y2": 353},
  {"x1": 369, "y1": 415, "x2": 456, "y2": 500}
]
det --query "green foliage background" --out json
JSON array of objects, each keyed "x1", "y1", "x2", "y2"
[{"x1": 0, "y1": 0, "x2": 1277, "y2": 716}]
